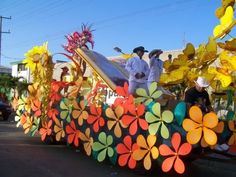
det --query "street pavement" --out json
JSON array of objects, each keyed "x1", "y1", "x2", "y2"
[{"x1": 1, "y1": 117, "x2": 236, "y2": 177}]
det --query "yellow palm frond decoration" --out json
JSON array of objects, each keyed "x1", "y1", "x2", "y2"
[
  {"x1": 213, "y1": 6, "x2": 236, "y2": 39},
  {"x1": 183, "y1": 43, "x2": 195, "y2": 59},
  {"x1": 218, "y1": 38, "x2": 236, "y2": 51},
  {"x1": 215, "y1": 0, "x2": 235, "y2": 19},
  {"x1": 200, "y1": 37, "x2": 217, "y2": 65},
  {"x1": 208, "y1": 66, "x2": 232, "y2": 88}
]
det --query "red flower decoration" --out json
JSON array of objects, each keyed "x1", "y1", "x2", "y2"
[
  {"x1": 65, "y1": 120, "x2": 80, "y2": 147},
  {"x1": 87, "y1": 104, "x2": 105, "y2": 132},
  {"x1": 39, "y1": 120, "x2": 53, "y2": 141},
  {"x1": 159, "y1": 132, "x2": 192, "y2": 174},
  {"x1": 31, "y1": 99, "x2": 42, "y2": 117},
  {"x1": 47, "y1": 108, "x2": 59, "y2": 121},
  {"x1": 113, "y1": 82, "x2": 134, "y2": 113},
  {"x1": 117, "y1": 135, "x2": 138, "y2": 169},
  {"x1": 121, "y1": 104, "x2": 148, "y2": 135}
]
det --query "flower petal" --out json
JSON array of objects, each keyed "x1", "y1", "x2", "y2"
[
  {"x1": 174, "y1": 156, "x2": 185, "y2": 174},
  {"x1": 186, "y1": 128, "x2": 202, "y2": 144},
  {"x1": 159, "y1": 144, "x2": 175, "y2": 156},
  {"x1": 203, "y1": 127, "x2": 217, "y2": 145},
  {"x1": 128, "y1": 156, "x2": 137, "y2": 169},
  {"x1": 189, "y1": 106, "x2": 203, "y2": 124},
  {"x1": 148, "y1": 122, "x2": 161, "y2": 135},
  {"x1": 160, "y1": 123, "x2": 170, "y2": 139},
  {"x1": 203, "y1": 112, "x2": 218, "y2": 128},
  {"x1": 183, "y1": 119, "x2": 200, "y2": 132},
  {"x1": 143, "y1": 152, "x2": 152, "y2": 170},
  {"x1": 118, "y1": 154, "x2": 130, "y2": 166},
  {"x1": 162, "y1": 156, "x2": 176, "y2": 173},
  {"x1": 147, "y1": 135, "x2": 156, "y2": 148},
  {"x1": 162, "y1": 110, "x2": 174, "y2": 123},
  {"x1": 178, "y1": 143, "x2": 192, "y2": 156},
  {"x1": 172, "y1": 132, "x2": 181, "y2": 152}
]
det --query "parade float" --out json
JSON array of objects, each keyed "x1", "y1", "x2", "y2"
[{"x1": 13, "y1": 0, "x2": 236, "y2": 174}]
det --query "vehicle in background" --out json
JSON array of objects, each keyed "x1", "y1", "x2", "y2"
[{"x1": 0, "y1": 101, "x2": 12, "y2": 121}]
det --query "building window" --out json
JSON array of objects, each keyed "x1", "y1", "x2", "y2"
[{"x1": 18, "y1": 64, "x2": 26, "y2": 71}]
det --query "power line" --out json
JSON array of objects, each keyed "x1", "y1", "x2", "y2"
[{"x1": 0, "y1": 16, "x2": 11, "y2": 65}]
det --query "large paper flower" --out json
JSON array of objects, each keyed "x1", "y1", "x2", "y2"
[
  {"x1": 92, "y1": 132, "x2": 114, "y2": 162},
  {"x1": 72, "y1": 99, "x2": 88, "y2": 126},
  {"x1": 135, "y1": 82, "x2": 162, "y2": 106},
  {"x1": 228, "y1": 120, "x2": 236, "y2": 145},
  {"x1": 47, "y1": 108, "x2": 59, "y2": 121},
  {"x1": 23, "y1": 116, "x2": 34, "y2": 134},
  {"x1": 105, "y1": 105, "x2": 127, "y2": 138},
  {"x1": 54, "y1": 118, "x2": 65, "y2": 142},
  {"x1": 39, "y1": 120, "x2": 52, "y2": 141},
  {"x1": 87, "y1": 104, "x2": 105, "y2": 132},
  {"x1": 23, "y1": 42, "x2": 50, "y2": 72},
  {"x1": 116, "y1": 135, "x2": 138, "y2": 169},
  {"x1": 183, "y1": 106, "x2": 218, "y2": 145},
  {"x1": 113, "y1": 82, "x2": 134, "y2": 114},
  {"x1": 121, "y1": 104, "x2": 148, "y2": 135},
  {"x1": 31, "y1": 99, "x2": 42, "y2": 117},
  {"x1": 145, "y1": 102, "x2": 173, "y2": 139},
  {"x1": 79, "y1": 128, "x2": 94, "y2": 156},
  {"x1": 65, "y1": 120, "x2": 80, "y2": 147},
  {"x1": 132, "y1": 135, "x2": 159, "y2": 170},
  {"x1": 159, "y1": 132, "x2": 192, "y2": 174},
  {"x1": 60, "y1": 98, "x2": 73, "y2": 122}
]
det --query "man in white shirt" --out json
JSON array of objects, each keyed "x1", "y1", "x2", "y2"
[
  {"x1": 147, "y1": 49, "x2": 163, "y2": 88},
  {"x1": 125, "y1": 46, "x2": 149, "y2": 95}
]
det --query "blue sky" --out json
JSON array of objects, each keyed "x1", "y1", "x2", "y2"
[{"x1": 0, "y1": 0, "x2": 224, "y2": 66}]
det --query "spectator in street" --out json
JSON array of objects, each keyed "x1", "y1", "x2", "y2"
[
  {"x1": 184, "y1": 76, "x2": 213, "y2": 114},
  {"x1": 125, "y1": 46, "x2": 149, "y2": 95},
  {"x1": 60, "y1": 66, "x2": 69, "y2": 81},
  {"x1": 147, "y1": 49, "x2": 163, "y2": 88},
  {"x1": 168, "y1": 54, "x2": 172, "y2": 62},
  {"x1": 60, "y1": 66, "x2": 70, "y2": 94}
]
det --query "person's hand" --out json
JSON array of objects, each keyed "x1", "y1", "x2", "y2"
[
  {"x1": 135, "y1": 73, "x2": 141, "y2": 79},
  {"x1": 140, "y1": 72, "x2": 145, "y2": 78}
]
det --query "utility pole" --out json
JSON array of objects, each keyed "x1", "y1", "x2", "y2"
[{"x1": 0, "y1": 16, "x2": 11, "y2": 65}]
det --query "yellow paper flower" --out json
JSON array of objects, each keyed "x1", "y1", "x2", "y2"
[
  {"x1": 132, "y1": 135, "x2": 159, "y2": 170},
  {"x1": 183, "y1": 106, "x2": 218, "y2": 146},
  {"x1": 23, "y1": 42, "x2": 50, "y2": 72}
]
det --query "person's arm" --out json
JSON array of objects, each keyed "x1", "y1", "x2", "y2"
[
  {"x1": 140, "y1": 62, "x2": 150, "y2": 79},
  {"x1": 149, "y1": 57, "x2": 155, "y2": 67},
  {"x1": 125, "y1": 59, "x2": 137, "y2": 77},
  {"x1": 205, "y1": 92, "x2": 213, "y2": 112}
]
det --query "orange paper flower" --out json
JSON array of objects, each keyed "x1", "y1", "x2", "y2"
[
  {"x1": 183, "y1": 106, "x2": 218, "y2": 146},
  {"x1": 31, "y1": 99, "x2": 42, "y2": 117},
  {"x1": 54, "y1": 118, "x2": 65, "y2": 141},
  {"x1": 113, "y1": 82, "x2": 134, "y2": 113},
  {"x1": 80, "y1": 128, "x2": 94, "y2": 156},
  {"x1": 132, "y1": 135, "x2": 159, "y2": 170},
  {"x1": 117, "y1": 135, "x2": 138, "y2": 169},
  {"x1": 47, "y1": 108, "x2": 59, "y2": 121},
  {"x1": 228, "y1": 120, "x2": 236, "y2": 145},
  {"x1": 65, "y1": 120, "x2": 80, "y2": 147},
  {"x1": 87, "y1": 104, "x2": 105, "y2": 132},
  {"x1": 106, "y1": 105, "x2": 127, "y2": 138},
  {"x1": 159, "y1": 132, "x2": 192, "y2": 174},
  {"x1": 121, "y1": 104, "x2": 148, "y2": 135},
  {"x1": 39, "y1": 120, "x2": 53, "y2": 141}
]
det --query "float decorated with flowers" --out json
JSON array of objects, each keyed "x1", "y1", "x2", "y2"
[{"x1": 13, "y1": 0, "x2": 236, "y2": 174}]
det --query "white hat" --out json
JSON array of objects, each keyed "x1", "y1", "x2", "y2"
[{"x1": 194, "y1": 77, "x2": 209, "y2": 88}]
